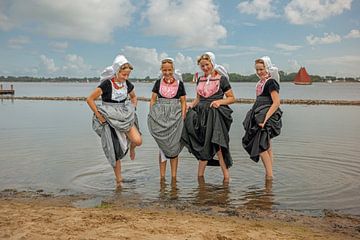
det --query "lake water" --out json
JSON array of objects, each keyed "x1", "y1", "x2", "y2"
[
  {"x1": 1, "y1": 81, "x2": 360, "y2": 100},
  {"x1": 0, "y1": 82, "x2": 360, "y2": 215}
]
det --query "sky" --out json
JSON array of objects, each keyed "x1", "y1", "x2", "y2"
[{"x1": 0, "y1": 0, "x2": 359, "y2": 78}]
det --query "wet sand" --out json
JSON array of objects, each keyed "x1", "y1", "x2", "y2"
[{"x1": 1, "y1": 190, "x2": 359, "y2": 240}]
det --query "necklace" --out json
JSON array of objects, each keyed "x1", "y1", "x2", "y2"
[{"x1": 111, "y1": 78, "x2": 124, "y2": 90}]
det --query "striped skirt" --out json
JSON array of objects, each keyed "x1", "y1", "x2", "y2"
[{"x1": 147, "y1": 98, "x2": 184, "y2": 159}]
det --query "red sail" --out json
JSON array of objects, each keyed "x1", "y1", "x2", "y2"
[{"x1": 294, "y1": 67, "x2": 312, "y2": 85}]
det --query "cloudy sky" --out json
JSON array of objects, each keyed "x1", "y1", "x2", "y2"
[{"x1": 0, "y1": 0, "x2": 359, "y2": 78}]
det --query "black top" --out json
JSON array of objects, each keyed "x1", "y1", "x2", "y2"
[
  {"x1": 152, "y1": 79, "x2": 186, "y2": 99},
  {"x1": 258, "y1": 79, "x2": 280, "y2": 97},
  {"x1": 197, "y1": 75, "x2": 232, "y2": 101},
  {"x1": 98, "y1": 79, "x2": 134, "y2": 103}
]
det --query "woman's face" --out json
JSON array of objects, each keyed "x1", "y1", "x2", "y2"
[
  {"x1": 199, "y1": 59, "x2": 213, "y2": 76},
  {"x1": 255, "y1": 63, "x2": 268, "y2": 80},
  {"x1": 161, "y1": 62, "x2": 174, "y2": 81},
  {"x1": 116, "y1": 69, "x2": 131, "y2": 82}
]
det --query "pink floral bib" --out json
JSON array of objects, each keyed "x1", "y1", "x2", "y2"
[
  {"x1": 196, "y1": 75, "x2": 220, "y2": 98},
  {"x1": 159, "y1": 78, "x2": 179, "y2": 98}
]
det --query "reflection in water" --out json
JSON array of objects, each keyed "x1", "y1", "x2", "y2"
[
  {"x1": 159, "y1": 179, "x2": 179, "y2": 201},
  {"x1": 243, "y1": 179, "x2": 275, "y2": 210},
  {"x1": 1, "y1": 100, "x2": 360, "y2": 215},
  {"x1": 194, "y1": 177, "x2": 230, "y2": 206}
]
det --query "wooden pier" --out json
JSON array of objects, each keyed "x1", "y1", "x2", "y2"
[{"x1": 0, "y1": 84, "x2": 15, "y2": 95}]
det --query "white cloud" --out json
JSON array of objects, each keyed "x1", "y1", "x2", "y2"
[
  {"x1": 1, "y1": 0, "x2": 135, "y2": 43},
  {"x1": 287, "y1": 59, "x2": 301, "y2": 72},
  {"x1": 344, "y1": 29, "x2": 360, "y2": 39},
  {"x1": 49, "y1": 41, "x2": 68, "y2": 52},
  {"x1": 121, "y1": 46, "x2": 196, "y2": 78},
  {"x1": 62, "y1": 54, "x2": 93, "y2": 77},
  {"x1": 8, "y1": 36, "x2": 30, "y2": 49},
  {"x1": 306, "y1": 55, "x2": 360, "y2": 77},
  {"x1": 143, "y1": 0, "x2": 226, "y2": 48},
  {"x1": 285, "y1": 0, "x2": 352, "y2": 25},
  {"x1": 306, "y1": 32, "x2": 342, "y2": 45},
  {"x1": 238, "y1": 0, "x2": 278, "y2": 20},
  {"x1": 38, "y1": 54, "x2": 95, "y2": 77},
  {"x1": 275, "y1": 43, "x2": 302, "y2": 51},
  {"x1": 0, "y1": 1, "x2": 13, "y2": 30},
  {"x1": 40, "y1": 55, "x2": 58, "y2": 73}
]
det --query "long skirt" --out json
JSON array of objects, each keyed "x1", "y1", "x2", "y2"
[
  {"x1": 242, "y1": 96, "x2": 282, "y2": 162},
  {"x1": 181, "y1": 101, "x2": 233, "y2": 168},
  {"x1": 147, "y1": 98, "x2": 184, "y2": 159},
  {"x1": 93, "y1": 100, "x2": 137, "y2": 167}
]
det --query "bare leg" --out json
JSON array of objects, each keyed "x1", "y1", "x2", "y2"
[
  {"x1": 159, "y1": 153, "x2": 166, "y2": 180},
  {"x1": 260, "y1": 150, "x2": 273, "y2": 180},
  {"x1": 113, "y1": 160, "x2": 122, "y2": 187},
  {"x1": 217, "y1": 149, "x2": 230, "y2": 182},
  {"x1": 127, "y1": 126, "x2": 142, "y2": 160},
  {"x1": 268, "y1": 141, "x2": 273, "y2": 164},
  {"x1": 198, "y1": 160, "x2": 208, "y2": 177},
  {"x1": 170, "y1": 156, "x2": 178, "y2": 180}
]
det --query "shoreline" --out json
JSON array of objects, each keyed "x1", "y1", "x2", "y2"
[
  {"x1": 1, "y1": 96, "x2": 360, "y2": 105},
  {"x1": 1, "y1": 189, "x2": 359, "y2": 239}
]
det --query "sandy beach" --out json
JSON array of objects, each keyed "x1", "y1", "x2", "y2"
[{"x1": 1, "y1": 190, "x2": 359, "y2": 240}]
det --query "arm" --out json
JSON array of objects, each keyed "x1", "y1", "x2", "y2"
[
  {"x1": 180, "y1": 95, "x2": 186, "y2": 119},
  {"x1": 86, "y1": 88, "x2": 106, "y2": 123},
  {"x1": 188, "y1": 93, "x2": 200, "y2": 109},
  {"x1": 150, "y1": 92, "x2": 157, "y2": 108},
  {"x1": 259, "y1": 90, "x2": 280, "y2": 128},
  {"x1": 210, "y1": 89, "x2": 235, "y2": 108},
  {"x1": 128, "y1": 90, "x2": 138, "y2": 109}
]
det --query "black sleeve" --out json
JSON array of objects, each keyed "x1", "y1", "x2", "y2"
[
  {"x1": 178, "y1": 81, "x2": 186, "y2": 96},
  {"x1": 98, "y1": 80, "x2": 111, "y2": 95},
  {"x1": 126, "y1": 80, "x2": 134, "y2": 93},
  {"x1": 267, "y1": 79, "x2": 280, "y2": 94},
  {"x1": 152, "y1": 79, "x2": 160, "y2": 94},
  {"x1": 220, "y1": 76, "x2": 231, "y2": 93}
]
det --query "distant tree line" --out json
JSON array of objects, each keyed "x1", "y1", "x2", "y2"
[{"x1": 0, "y1": 72, "x2": 357, "y2": 83}]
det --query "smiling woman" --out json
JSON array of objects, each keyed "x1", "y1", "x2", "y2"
[
  {"x1": 147, "y1": 57, "x2": 187, "y2": 180},
  {"x1": 181, "y1": 52, "x2": 235, "y2": 183},
  {"x1": 86, "y1": 54, "x2": 142, "y2": 188}
]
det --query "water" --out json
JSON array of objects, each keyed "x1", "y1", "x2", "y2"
[
  {"x1": 1, "y1": 81, "x2": 360, "y2": 100},
  {"x1": 0, "y1": 82, "x2": 360, "y2": 215}
]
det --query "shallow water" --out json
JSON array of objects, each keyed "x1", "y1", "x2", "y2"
[
  {"x1": 1, "y1": 81, "x2": 360, "y2": 100},
  {"x1": 1, "y1": 99, "x2": 359, "y2": 215}
]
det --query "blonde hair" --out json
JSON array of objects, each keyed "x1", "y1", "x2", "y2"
[
  {"x1": 119, "y1": 63, "x2": 133, "y2": 71},
  {"x1": 161, "y1": 59, "x2": 174, "y2": 70},
  {"x1": 197, "y1": 53, "x2": 212, "y2": 65}
]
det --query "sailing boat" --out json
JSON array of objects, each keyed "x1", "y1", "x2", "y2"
[{"x1": 294, "y1": 67, "x2": 312, "y2": 85}]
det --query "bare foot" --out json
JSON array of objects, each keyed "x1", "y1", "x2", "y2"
[
  {"x1": 223, "y1": 177, "x2": 230, "y2": 183},
  {"x1": 116, "y1": 178, "x2": 123, "y2": 188},
  {"x1": 130, "y1": 147, "x2": 135, "y2": 160}
]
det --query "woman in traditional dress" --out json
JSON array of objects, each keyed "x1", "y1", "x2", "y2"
[
  {"x1": 181, "y1": 52, "x2": 235, "y2": 183},
  {"x1": 148, "y1": 58, "x2": 186, "y2": 180},
  {"x1": 87, "y1": 54, "x2": 142, "y2": 187},
  {"x1": 242, "y1": 56, "x2": 282, "y2": 180}
]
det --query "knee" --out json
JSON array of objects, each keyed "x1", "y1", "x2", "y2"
[{"x1": 132, "y1": 136, "x2": 142, "y2": 146}]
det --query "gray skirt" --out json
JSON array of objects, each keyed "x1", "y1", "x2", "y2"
[
  {"x1": 98, "y1": 101, "x2": 136, "y2": 132},
  {"x1": 147, "y1": 98, "x2": 184, "y2": 158},
  {"x1": 92, "y1": 100, "x2": 137, "y2": 167}
]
